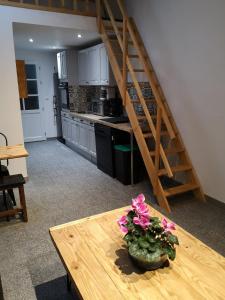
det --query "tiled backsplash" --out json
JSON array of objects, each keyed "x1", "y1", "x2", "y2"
[
  {"x1": 69, "y1": 86, "x2": 101, "y2": 113},
  {"x1": 127, "y1": 82, "x2": 156, "y2": 116},
  {"x1": 69, "y1": 83, "x2": 156, "y2": 115}
]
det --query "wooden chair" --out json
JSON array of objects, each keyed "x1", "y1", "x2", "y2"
[
  {"x1": 0, "y1": 174, "x2": 28, "y2": 222},
  {"x1": 0, "y1": 132, "x2": 16, "y2": 207}
]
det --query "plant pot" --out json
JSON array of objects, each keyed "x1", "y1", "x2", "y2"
[{"x1": 129, "y1": 252, "x2": 169, "y2": 271}]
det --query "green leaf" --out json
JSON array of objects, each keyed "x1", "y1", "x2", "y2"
[
  {"x1": 146, "y1": 232, "x2": 156, "y2": 243},
  {"x1": 139, "y1": 240, "x2": 150, "y2": 249},
  {"x1": 164, "y1": 247, "x2": 176, "y2": 261},
  {"x1": 168, "y1": 234, "x2": 179, "y2": 245},
  {"x1": 123, "y1": 233, "x2": 133, "y2": 243}
]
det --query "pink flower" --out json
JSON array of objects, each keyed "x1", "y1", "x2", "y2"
[
  {"x1": 162, "y1": 218, "x2": 176, "y2": 233},
  {"x1": 117, "y1": 215, "x2": 128, "y2": 226},
  {"x1": 132, "y1": 194, "x2": 150, "y2": 218},
  {"x1": 133, "y1": 215, "x2": 150, "y2": 230},
  {"x1": 120, "y1": 226, "x2": 128, "y2": 234},
  {"x1": 117, "y1": 215, "x2": 128, "y2": 234},
  {"x1": 135, "y1": 203, "x2": 149, "y2": 217},
  {"x1": 132, "y1": 194, "x2": 145, "y2": 208}
]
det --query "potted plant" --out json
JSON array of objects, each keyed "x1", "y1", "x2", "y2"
[{"x1": 117, "y1": 194, "x2": 179, "y2": 270}]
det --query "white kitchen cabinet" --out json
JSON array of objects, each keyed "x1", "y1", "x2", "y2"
[
  {"x1": 89, "y1": 124, "x2": 96, "y2": 157},
  {"x1": 62, "y1": 114, "x2": 96, "y2": 161},
  {"x1": 79, "y1": 121, "x2": 90, "y2": 152},
  {"x1": 70, "y1": 118, "x2": 80, "y2": 146},
  {"x1": 78, "y1": 43, "x2": 114, "y2": 86},
  {"x1": 57, "y1": 50, "x2": 78, "y2": 85},
  {"x1": 99, "y1": 44, "x2": 109, "y2": 85},
  {"x1": 89, "y1": 46, "x2": 100, "y2": 85},
  {"x1": 78, "y1": 50, "x2": 89, "y2": 85}
]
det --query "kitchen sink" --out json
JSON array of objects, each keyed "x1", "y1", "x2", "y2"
[{"x1": 100, "y1": 116, "x2": 129, "y2": 124}]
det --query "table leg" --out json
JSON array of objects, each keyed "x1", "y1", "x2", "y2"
[
  {"x1": 18, "y1": 186, "x2": 28, "y2": 222},
  {"x1": 66, "y1": 273, "x2": 71, "y2": 292},
  {"x1": 130, "y1": 133, "x2": 134, "y2": 186},
  {"x1": 3, "y1": 190, "x2": 10, "y2": 222}
]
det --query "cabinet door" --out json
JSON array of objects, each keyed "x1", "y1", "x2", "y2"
[
  {"x1": 78, "y1": 50, "x2": 89, "y2": 85},
  {"x1": 89, "y1": 125, "x2": 96, "y2": 157},
  {"x1": 61, "y1": 51, "x2": 67, "y2": 80},
  {"x1": 57, "y1": 53, "x2": 62, "y2": 80},
  {"x1": 67, "y1": 118, "x2": 72, "y2": 142},
  {"x1": 88, "y1": 46, "x2": 100, "y2": 85},
  {"x1": 79, "y1": 121, "x2": 90, "y2": 151},
  {"x1": 100, "y1": 45, "x2": 109, "y2": 85},
  {"x1": 71, "y1": 119, "x2": 80, "y2": 145}
]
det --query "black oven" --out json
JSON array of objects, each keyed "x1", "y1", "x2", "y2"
[{"x1": 58, "y1": 82, "x2": 69, "y2": 110}]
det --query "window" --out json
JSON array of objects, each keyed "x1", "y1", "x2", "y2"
[{"x1": 20, "y1": 64, "x2": 40, "y2": 111}]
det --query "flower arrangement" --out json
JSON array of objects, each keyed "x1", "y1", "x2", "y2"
[{"x1": 117, "y1": 194, "x2": 179, "y2": 268}]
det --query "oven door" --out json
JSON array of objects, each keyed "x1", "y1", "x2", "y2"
[{"x1": 59, "y1": 86, "x2": 69, "y2": 110}]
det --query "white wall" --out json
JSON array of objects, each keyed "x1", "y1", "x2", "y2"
[
  {"x1": 0, "y1": 6, "x2": 97, "y2": 177},
  {"x1": 15, "y1": 49, "x2": 57, "y2": 138},
  {"x1": 126, "y1": 0, "x2": 225, "y2": 203}
]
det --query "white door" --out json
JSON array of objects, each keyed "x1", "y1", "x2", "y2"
[{"x1": 20, "y1": 63, "x2": 46, "y2": 142}]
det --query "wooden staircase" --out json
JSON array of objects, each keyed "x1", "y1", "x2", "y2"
[{"x1": 96, "y1": 0, "x2": 205, "y2": 212}]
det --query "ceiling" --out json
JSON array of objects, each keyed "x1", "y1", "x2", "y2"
[{"x1": 13, "y1": 23, "x2": 100, "y2": 51}]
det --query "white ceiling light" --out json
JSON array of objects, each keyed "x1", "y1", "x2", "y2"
[
  {"x1": 77, "y1": 34, "x2": 82, "y2": 39},
  {"x1": 29, "y1": 38, "x2": 34, "y2": 43}
]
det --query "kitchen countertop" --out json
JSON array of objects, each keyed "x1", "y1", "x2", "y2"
[{"x1": 65, "y1": 111, "x2": 133, "y2": 134}]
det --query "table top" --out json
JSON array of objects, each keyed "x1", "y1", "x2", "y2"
[
  {"x1": 0, "y1": 144, "x2": 29, "y2": 160},
  {"x1": 49, "y1": 206, "x2": 225, "y2": 300}
]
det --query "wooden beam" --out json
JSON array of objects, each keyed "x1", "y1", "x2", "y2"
[
  {"x1": 122, "y1": 18, "x2": 127, "y2": 106},
  {"x1": 0, "y1": 0, "x2": 97, "y2": 16}
]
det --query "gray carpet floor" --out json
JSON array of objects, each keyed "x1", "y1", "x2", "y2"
[{"x1": 0, "y1": 139, "x2": 225, "y2": 300}]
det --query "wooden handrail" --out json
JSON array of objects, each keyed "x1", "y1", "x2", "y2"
[
  {"x1": 102, "y1": 0, "x2": 123, "y2": 48},
  {"x1": 0, "y1": 0, "x2": 97, "y2": 17},
  {"x1": 122, "y1": 18, "x2": 128, "y2": 106}
]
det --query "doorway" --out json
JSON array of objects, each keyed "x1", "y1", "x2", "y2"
[{"x1": 20, "y1": 63, "x2": 46, "y2": 142}]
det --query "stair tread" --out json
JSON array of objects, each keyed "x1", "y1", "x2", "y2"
[
  {"x1": 109, "y1": 39, "x2": 133, "y2": 45},
  {"x1": 149, "y1": 147, "x2": 184, "y2": 156},
  {"x1": 158, "y1": 164, "x2": 192, "y2": 176},
  {"x1": 149, "y1": 147, "x2": 182, "y2": 155},
  {"x1": 164, "y1": 183, "x2": 199, "y2": 197},
  {"x1": 131, "y1": 98, "x2": 155, "y2": 103},
  {"x1": 143, "y1": 131, "x2": 168, "y2": 138}
]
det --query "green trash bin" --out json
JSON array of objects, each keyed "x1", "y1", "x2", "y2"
[{"x1": 114, "y1": 144, "x2": 142, "y2": 185}]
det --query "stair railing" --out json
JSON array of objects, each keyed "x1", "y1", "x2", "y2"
[{"x1": 97, "y1": 0, "x2": 174, "y2": 178}]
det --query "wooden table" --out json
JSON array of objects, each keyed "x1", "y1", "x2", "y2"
[
  {"x1": 50, "y1": 206, "x2": 225, "y2": 300},
  {"x1": 0, "y1": 144, "x2": 29, "y2": 161},
  {"x1": 0, "y1": 144, "x2": 29, "y2": 221}
]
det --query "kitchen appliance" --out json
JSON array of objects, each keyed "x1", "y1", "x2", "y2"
[
  {"x1": 94, "y1": 124, "x2": 130, "y2": 177},
  {"x1": 91, "y1": 99, "x2": 110, "y2": 116},
  {"x1": 53, "y1": 73, "x2": 64, "y2": 143},
  {"x1": 58, "y1": 81, "x2": 69, "y2": 110}
]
